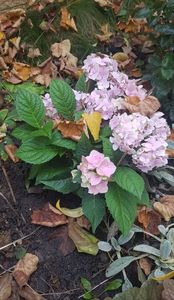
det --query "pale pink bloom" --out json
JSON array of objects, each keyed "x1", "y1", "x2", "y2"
[{"x1": 42, "y1": 93, "x2": 59, "y2": 119}]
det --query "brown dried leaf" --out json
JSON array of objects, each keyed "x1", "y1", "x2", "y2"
[
  {"x1": 153, "y1": 195, "x2": 174, "y2": 221},
  {"x1": 0, "y1": 230, "x2": 11, "y2": 250},
  {"x1": 76, "y1": 216, "x2": 91, "y2": 230},
  {"x1": 12, "y1": 62, "x2": 31, "y2": 81},
  {"x1": 94, "y1": 0, "x2": 112, "y2": 7},
  {"x1": 137, "y1": 206, "x2": 161, "y2": 235},
  {"x1": 54, "y1": 119, "x2": 85, "y2": 141},
  {"x1": 117, "y1": 18, "x2": 151, "y2": 34},
  {"x1": 18, "y1": 286, "x2": 46, "y2": 300},
  {"x1": 27, "y1": 48, "x2": 41, "y2": 58},
  {"x1": 139, "y1": 257, "x2": 152, "y2": 275},
  {"x1": 31, "y1": 203, "x2": 68, "y2": 227},
  {"x1": 3, "y1": 70, "x2": 22, "y2": 84},
  {"x1": 48, "y1": 225, "x2": 75, "y2": 256},
  {"x1": 0, "y1": 273, "x2": 12, "y2": 300},
  {"x1": 51, "y1": 39, "x2": 71, "y2": 58},
  {"x1": 162, "y1": 279, "x2": 174, "y2": 300},
  {"x1": 96, "y1": 24, "x2": 113, "y2": 42},
  {"x1": 13, "y1": 253, "x2": 38, "y2": 288},
  {"x1": 0, "y1": 57, "x2": 8, "y2": 70},
  {"x1": 9, "y1": 37, "x2": 21, "y2": 50},
  {"x1": 33, "y1": 74, "x2": 51, "y2": 87},
  {"x1": 60, "y1": 7, "x2": 78, "y2": 32},
  {"x1": 4, "y1": 144, "x2": 19, "y2": 163},
  {"x1": 124, "y1": 95, "x2": 160, "y2": 116}
]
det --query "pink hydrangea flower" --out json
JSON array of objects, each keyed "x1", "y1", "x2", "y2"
[
  {"x1": 42, "y1": 93, "x2": 59, "y2": 119},
  {"x1": 78, "y1": 150, "x2": 116, "y2": 195}
]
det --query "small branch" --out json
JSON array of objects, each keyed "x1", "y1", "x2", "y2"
[
  {"x1": 78, "y1": 278, "x2": 112, "y2": 299},
  {"x1": 1, "y1": 162, "x2": 16, "y2": 204}
]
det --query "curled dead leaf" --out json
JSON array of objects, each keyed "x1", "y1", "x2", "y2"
[
  {"x1": 12, "y1": 62, "x2": 31, "y2": 81},
  {"x1": 96, "y1": 24, "x2": 113, "y2": 42},
  {"x1": 124, "y1": 95, "x2": 160, "y2": 116},
  {"x1": 153, "y1": 195, "x2": 174, "y2": 221},
  {"x1": 27, "y1": 48, "x2": 41, "y2": 58},
  {"x1": 3, "y1": 70, "x2": 22, "y2": 84},
  {"x1": 18, "y1": 285, "x2": 46, "y2": 300},
  {"x1": 13, "y1": 253, "x2": 39, "y2": 288},
  {"x1": 0, "y1": 273, "x2": 12, "y2": 300},
  {"x1": 4, "y1": 144, "x2": 19, "y2": 163},
  {"x1": 56, "y1": 200, "x2": 83, "y2": 218},
  {"x1": 139, "y1": 257, "x2": 152, "y2": 275},
  {"x1": 54, "y1": 118, "x2": 85, "y2": 141},
  {"x1": 137, "y1": 206, "x2": 161, "y2": 235},
  {"x1": 117, "y1": 18, "x2": 151, "y2": 34},
  {"x1": 51, "y1": 39, "x2": 71, "y2": 58},
  {"x1": 162, "y1": 279, "x2": 174, "y2": 300},
  {"x1": 60, "y1": 7, "x2": 78, "y2": 32},
  {"x1": 31, "y1": 203, "x2": 68, "y2": 227}
]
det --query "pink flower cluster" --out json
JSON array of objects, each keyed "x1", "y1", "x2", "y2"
[
  {"x1": 109, "y1": 112, "x2": 170, "y2": 172},
  {"x1": 78, "y1": 150, "x2": 116, "y2": 195},
  {"x1": 73, "y1": 53, "x2": 147, "y2": 120},
  {"x1": 42, "y1": 93, "x2": 59, "y2": 119}
]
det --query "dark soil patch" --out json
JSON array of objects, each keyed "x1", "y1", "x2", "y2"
[{"x1": 0, "y1": 162, "x2": 113, "y2": 300}]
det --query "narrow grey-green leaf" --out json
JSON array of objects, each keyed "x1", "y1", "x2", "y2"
[
  {"x1": 133, "y1": 244, "x2": 161, "y2": 257},
  {"x1": 106, "y1": 256, "x2": 137, "y2": 277},
  {"x1": 15, "y1": 90, "x2": 45, "y2": 128},
  {"x1": 50, "y1": 79, "x2": 76, "y2": 120}
]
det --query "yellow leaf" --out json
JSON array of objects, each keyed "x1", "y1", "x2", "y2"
[
  {"x1": 0, "y1": 31, "x2": 5, "y2": 41},
  {"x1": 82, "y1": 112, "x2": 102, "y2": 141},
  {"x1": 60, "y1": 7, "x2": 78, "y2": 32},
  {"x1": 56, "y1": 200, "x2": 83, "y2": 218},
  {"x1": 153, "y1": 270, "x2": 174, "y2": 282},
  {"x1": 68, "y1": 221, "x2": 98, "y2": 255}
]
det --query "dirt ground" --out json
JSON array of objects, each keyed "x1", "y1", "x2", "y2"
[{"x1": 0, "y1": 162, "x2": 116, "y2": 300}]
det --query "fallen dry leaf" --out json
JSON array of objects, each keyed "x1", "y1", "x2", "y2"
[
  {"x1": 153, "y1": 195, "x2": 174, "y2": 221},
  {"x1": 137, "y1": 206, "x2": 161, "y2": 235},
  {"x1": 82, "y1": 112, "x2": 102, "y2": 141},
  {"x1": 124, "y1": 95, "x2": 161, "y2": 116},
  {"x1": 112, "y1": 52, "x2": 129, "y2": 62},
  {"x1": 117, "y1": 18, "x2": 151, "y2": 34},
  {"x1": 139, "y1": 257, "x2": 152, "y2": 275},
  {"x1": 94, "y1": 0, "x2": 112, "y2": 7},
  {"x1": 0, "y1": 230, "x2": 11, "y2": 250},
  {"x1": 48, "y1": 225, "x2": 75, "y2": 256},
  {"x1": 27, "y1": 48, "x2": 41, "y2": 58},
  {"x1": 0, "y1": 273, "x2": 12, "y2": 300},
  {"x1": 54, "y1": 118, "x2": 85, "y2": 141},
  {"x1": 76, "y1": 216, "x2": 91, "y2": 230},
  {"x1": 51, "y1": 39, "x2": 71, "y2": 58},
  {"x1": 4, "y1": 144, "x2": 19, "y2": 163},
  {"x1": 18, "y1": 285, "x2": 46, "y2": 300},
  {"x1": 9, "y1": 37, "x2": 21, "y2": 50},
  {"x1": 68, "y1": 221, "x2": 98, "y2": 255},
  {"x1": 96, "y1": 24, "x2": 113, "y2": 42},
  {"x1": 162, "y1": 279, "x2": 174, "y2": 300},
  {"x1": 60, "y1": 7, "x2": 78, "y2": 32},
  {"x1": 8, "y1": 280, "x2": 20, "y2": 300},
  {"x1": 12, "y1": 62, "x2": 31, "y2": 81},
  {"x1": 31, "y1": 203, "x2": 68, "y2": 227},
  {"x1": 129, "y1": 68, "x2": 142, "y2": 78},
  {"x1": 56, "y1": 200, "x2": 83, "y2": 218},
  {"x1": 13, "y1": 253, "x2": 39, "y2": 288},
  {"x1": 3, "y1": 70, "x2": 22, "y2": 84}
]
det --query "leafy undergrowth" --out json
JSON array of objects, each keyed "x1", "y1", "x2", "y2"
[{"x1": 1, "y1": 1, "x2": 174, "y2": 300}]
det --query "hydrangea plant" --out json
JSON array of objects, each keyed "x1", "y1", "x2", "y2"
[{"x1": 13, "y1": 53, "x2": 170, "y2": 235}]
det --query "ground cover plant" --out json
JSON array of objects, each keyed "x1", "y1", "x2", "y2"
[{"x1": 1, "y1": 1, "x2": 174, "y2": 300}]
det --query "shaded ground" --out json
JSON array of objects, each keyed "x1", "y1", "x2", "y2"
[{"x1": 0, "y1": 162, "x2": 112, "y2": 300}]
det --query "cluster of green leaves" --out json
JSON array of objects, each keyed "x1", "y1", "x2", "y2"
[
  {"x1": 13, "y1": 78, "x2": 150, "y2": 235},
  {"x1": 120, "y1": 0, "x2": 174, "y2": 121}
]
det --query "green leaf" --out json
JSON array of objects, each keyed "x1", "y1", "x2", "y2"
[
  {"x1": 75, "y1": 75, "x2": 87, "y2": 92},
  {"x1": 113, "y1": 167, "x2": 144, "y2": 200},
  {"x1": 105, "y1": 183, "x2": 137, "y2": 234},
  {"x1": 51, "y1": 131, "x2": 76, "y2": 150},
  {"x1": 41, "y1": 178, "x2": 79, "y2": 194},
  {"x1": 35, "y1": 157, "x2": 72, "y2": 184},
  {"x1": 113, "y1": 280, "x2": 162, "y2": 300},
  {"x1": 75, "y1": 133, "x2": 93, "y2": 162},
  {"x1": 102, "y1": 137, "x2": 122, "y2": 163},
  {"x1": 15, "y1": 247, "x2": 27, "y2": 260},
  {"x1": 82, "y1": 194, "x2": 106, "y2": 233},
  {"x1": 50, "y1": 79, "x2": 76, "y2": 120},
  {"x1": 12, "y1": 124, "x2": 35, "y2": 141},
  {"x1": 104, "y1": 279, "x2": 122, "y2": 292},
  {"x1": 161, "y1": 68, "x2": 174, "y2": 80},
  {"x1": 136, "y1": 188, "x2": 150, "y2": 207},
  {"x1": 16, "y1": 138, "x2": 62, "y2": 164},
  {"x1": 81, "y1": 277, "x2": 91, "y2": 291},
  {"x1": 0, "y1": 109, "x2": 8, "y2": 124},
  {"x1": 15, "y1": 90, "x2": 45, "y2": 128},
  {"x1": 155, "y1": 24, "x2": 174, "y2": 34}
]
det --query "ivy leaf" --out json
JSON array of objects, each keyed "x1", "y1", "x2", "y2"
[
  {"x1": 82, "y1": 193, "x2": 106, "y2": 233},
  {"x1": 50, "y1": 79, "x2": 76, "y2": 120},
  {"x1": 113, "y1": 167, "x2": 144, "y2": 200},
  {"x1": 105, "y1": 183, "x2": 137, "y2": 234},
  {"x1": 41, "y1": 178, "x2": 79, "y2": 194},
  {"x1": 16, "y1": 138, "x2": 63, "y2": 164},
  {"x1": 15, "y1": 90, "x2": 45, "y2": 128}
]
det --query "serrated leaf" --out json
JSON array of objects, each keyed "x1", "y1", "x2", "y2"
[
  {"x1": 75, "y1": 133, "x2": 93, "y2": 162},
  {"x1": 51, "y1": 131, "x2": 76, "y2": 150},
  {"x1": 113, "y1": 167, "x2": 144, "y2": 200},
  {"x1": 82, "y1": 194, "x2": 106, "y2": 233},
  {"x1": 16, "y1": 138, "x2": 61, "y2": 164},
  {"x1": 15, "y1": 90, "x2": 45, "y2": 128},
  {"x1": 41, "y1": 178, "x2": 79, "y2": 194},
  {"x1": 82, "y1": 112, "x2": 101, "y2": 141},
  {"x1": 75, "y1": 75, "x2": 87, "y2": 92},
  {"x1": 50, "y1": 79, "x2": 76, "y2": 120},
  {"x1": 133, "y1": 244, "x2": 161, "y2": 257},
  {"x1": 106, "y1": 256, "x2": 137, "y2": 277},
  {"x1": 0, "y1": 109, "x2": 8, "y2": 124},
  {"x1": 12, "y1": 124, "x2": 34, "y2": 141},
  {"x1": 136, "y1": 188, "x2": 150, "y2": 207},
  {"x1": 105, "y1": 183, "x2": 137, "y2": 234}
]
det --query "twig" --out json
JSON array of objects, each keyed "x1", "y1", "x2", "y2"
[
  {"x1": 0, "y1": 192, "x2": 18, "y2": 216},
  {"x1": 0, "y1": 227, "x2": 41, "y2": 251},
  {"x1": 78, "y1": 278, "x2": 111, "y2": 299},
  {"x1": 41, "y1": 288, "x2": 80, "y2": 296},
  {"x1": 0, "y1": 264, "x2": 15, "y2": 276},
  {"x1": 1, "y1": 162, "x2": 16, "y2": 204}
]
